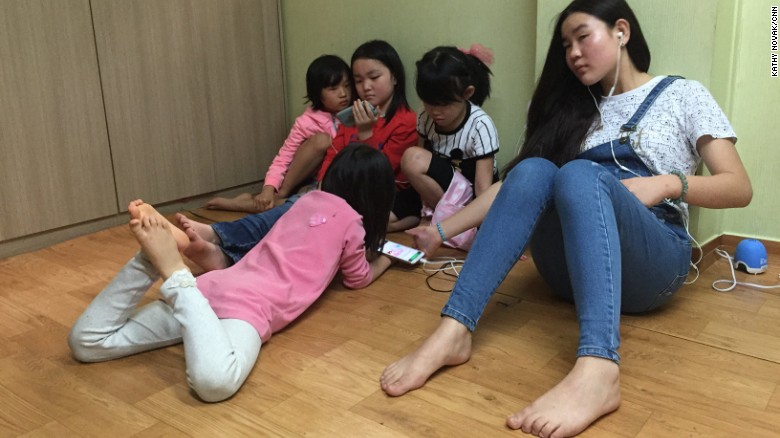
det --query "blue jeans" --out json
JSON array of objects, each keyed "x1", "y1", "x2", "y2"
[
  {"x1": 442, "y1": 151, "x2": 691, "y2": 363},
  {"x1": 212, "y1": 195, "x2": 300, "y2": 264}
]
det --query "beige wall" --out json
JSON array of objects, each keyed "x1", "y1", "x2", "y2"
[
  {"x1": 536, "y1": 0, "x2": 720, "y2": 85},
  {"x1": 282, "y1": 0, "x2": 779, "y2": 242},
  {"x1": 715, "y1": 0, "x2": 780, "y2": 242}
]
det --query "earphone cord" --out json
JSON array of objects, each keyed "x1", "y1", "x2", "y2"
[
  {"x1": 607, "y1": 37, "x2": 621, "y2": 99},
  {"x1": 589, "y1": 34, "x2": 623, "y2": 126},
  {"x1": 711, "y1": 248, "x2": 780, "y2": 292},
  {"x1": 683, "y1": 227, "x2": 703, "y2": 284},
  {"x1": 595, "y1": 34, "x2": 634, "y2": 177},
  {"x1": 588, "y1": 35, "x2": 707, "y2": 285}
]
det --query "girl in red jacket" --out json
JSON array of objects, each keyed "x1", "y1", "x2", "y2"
[{"x1": 178, "y1": 40, "x2": 418, "y2": 271}]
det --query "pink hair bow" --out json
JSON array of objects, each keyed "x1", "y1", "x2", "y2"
[{"x1": 459, "y1": 43, "x2": 494, "y2": 66}]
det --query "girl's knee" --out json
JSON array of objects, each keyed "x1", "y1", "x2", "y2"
[
  {"x1": 506, "y1": 157, "x2": 557, "y2": 180},
  {"x1": 67, "y1": 327, "x2": 105, "y2": 363},
  {"x1": 400, "y1": 146, "x2": 430, "y2": 174},
  {"x1": 187, "y1": 370, "x2": 241, "y2": 403},
  {"x1": 503, "y1": 157, "x2": 558, "y2": 194},
  {"x1": 304, "y1": 133, "x2": 332, "y2": 153},
  {"x1": 557, "y1": 160, "x2": 600, "y2": 184},
  {"x1": 67, "y1": 328, "x2": 90, "y2": 362},
  {"x1": 554, "y1": 159, "x2": 604, "y2": 197}
]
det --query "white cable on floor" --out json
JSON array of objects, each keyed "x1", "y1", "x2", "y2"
[
  {"x1": 421, "y1": 257, "x2": 465, "y2": 292},
  {"x1": 711, "y1": 248, "x2": 780, "y2": 292}
]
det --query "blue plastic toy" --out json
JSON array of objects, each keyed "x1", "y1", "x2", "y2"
[{"x1": 733, "y1": 239, "x2": 768, "y2": 274}]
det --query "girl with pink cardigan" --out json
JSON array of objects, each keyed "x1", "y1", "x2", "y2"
[
  {"x1": 69, "y1": 145, "x2": 396, "y2": 402},
  {"x1": 205, "y1": 54, "x2": 353, "y2": 213}
]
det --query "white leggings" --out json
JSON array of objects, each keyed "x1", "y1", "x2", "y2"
[{"x1": 68, "y1": 252, "x2": 261, "y2": 402}]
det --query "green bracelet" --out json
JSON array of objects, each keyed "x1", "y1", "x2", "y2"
[
  {"x1": 670, "y1": 170, "x2": 688, "y2": 204},
  {"x1": 436, "y1": 222, "x2": 447, "y2": 242}
]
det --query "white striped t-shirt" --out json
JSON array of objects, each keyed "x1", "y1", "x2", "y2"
[{"x1": 417, "y1": 102, "x2": 499, "y2": 182}]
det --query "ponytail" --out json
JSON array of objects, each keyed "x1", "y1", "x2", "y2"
[
  {"x1": 459, "y1": 44, "x2": 494, "y2": 106},
  {"x1": 415, "y1": 45, "x2": 493, "y2": 106}
]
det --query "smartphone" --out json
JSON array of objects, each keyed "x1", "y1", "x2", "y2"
[
  {"x1": 381, "y1": 240, "x2": 424, "y2": 265},
  {"x1": 336, "y1": 101, "x2": 378, "y2": 126}
]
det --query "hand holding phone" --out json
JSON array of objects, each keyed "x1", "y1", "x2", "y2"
[
  {"x1": 381, "y1": 240, "x2": 424, "y2": 265},
  {"x1": 336, "y1": 100, "x2": 378, "y2": 127},
  {"x1": 404, "y1": 225, "x2": 442, "y2": 258}
]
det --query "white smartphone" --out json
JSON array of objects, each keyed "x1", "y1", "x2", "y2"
[
  {"x1": 381, "y1": 240, "x2": 425, "y2": 265},
  {"x1": 336, "y1": 101, "x2": 378, "y2": 126}
]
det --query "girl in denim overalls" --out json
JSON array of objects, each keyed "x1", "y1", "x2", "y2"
[{"x1": 381, "y1": 1, "x2": 752, "y2": 437}]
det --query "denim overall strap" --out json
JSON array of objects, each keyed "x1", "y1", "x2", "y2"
[
  {"x1": 618, "y1": 75, "x2": 683, "y2": 143},
  {"x1": 577, "y1": 74, "x2": 687, "y2": 228}
]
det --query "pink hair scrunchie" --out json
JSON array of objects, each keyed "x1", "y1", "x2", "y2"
[{"x1": 459, "y1": 43, "x2": 494, "y2": 66}]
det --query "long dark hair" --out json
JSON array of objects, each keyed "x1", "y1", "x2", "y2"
[
  {"x1": 503, "y1": 0, "x2": 650, "y2": 175},
  {"x1": 351, "y1": 40, "x2": 409, "y2": 123},
  {"x1": 415, "y1": 46, "x2": 492, "y2": 106},
  {"x1": 305, "y1": 54, "x2": 352, "y2": 111},
  {"x1": 320, "y1": 144, "x2": 394, "y2": 260}
]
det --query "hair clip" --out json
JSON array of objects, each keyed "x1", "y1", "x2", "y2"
[{"x1": 459, "y1": 43, "x2": 494, "y2": 66}]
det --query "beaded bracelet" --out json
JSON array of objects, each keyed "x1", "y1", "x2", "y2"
[
  {"x1": 436, "y1": 222, "x2": 447, "y2": 242},
  {"x1": 670, "y1": 170, "x2": 688, "y2": 204}
]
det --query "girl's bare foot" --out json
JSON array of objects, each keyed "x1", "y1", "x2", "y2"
[
  {"x1": 175, "y1": 213, "x2": 220, "y2": 244},
  {"x1": 380, "y1": 317, "x2": 472, "y2": 396},
  {"x1": 128, "y1": 199, "x2": 189, "y2": 251},
  {"x1": 130, "y1": 216, "x2": 189, "y2": 279},
  {"x1": 204, "y1": 193, "x2": 260, "y2": 213},
  {"x1": 182, "y1": 226, "x2": 230, "y2": 272},
  {"x1": 506, "y1": 356, "x2": 621, "y2": 438}
]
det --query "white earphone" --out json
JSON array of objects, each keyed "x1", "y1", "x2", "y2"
[{"x1": 588, "y1": 29, "x2": 625, "y2": 127}]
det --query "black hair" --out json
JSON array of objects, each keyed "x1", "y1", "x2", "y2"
[
  {"x1": 503, "y1": 0, "x2": 650, "y2": 175},
  {"x1": 305, "y1": 54, "x2": 352, "y2": 111},
  {"x1": 320, "y1": 143, "x2": 395, "y2": 260},
  {"x1": 351, "y1": 40, "x2": 409, "y2": 123},
  {"x1": 415, "y1": 46, "x2": 492, "y2": 106}
]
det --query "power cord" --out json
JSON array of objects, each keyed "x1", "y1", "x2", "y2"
[
  {"x1": 420, "y1": 257, "x2": 465, "y2": 292},
  {"x1": 711, "y1": 248, "x2": 780, "y2": 292}
]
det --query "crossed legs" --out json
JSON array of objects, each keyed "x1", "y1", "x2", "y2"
[
  {"x1": 175, "y1": 213, "x2": 231, "y2": 271},
  {"x1": 127, "y1": 199, "x2": 230, "y2": 272},
  {"x1": 69, "y1": 202, "x2": 261, "y2": 402}
]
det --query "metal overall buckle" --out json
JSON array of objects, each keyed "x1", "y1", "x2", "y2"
[{"x1": 618, "y1": 127, "x2": 635, "y2": 145}]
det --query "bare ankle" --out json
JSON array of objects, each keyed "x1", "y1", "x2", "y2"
[
  {"x1": 159, "y1": 262, "x2": 190, "y2": 281},
  {"x1": 439, "y1": 316, "x2": 471, "y2": 337}
]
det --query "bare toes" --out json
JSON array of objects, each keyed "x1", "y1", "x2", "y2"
[
  {"x1": 183, "y1": 226, "x2": 200, "y2": 242},
  {"x1": 128, "y1": 199, "x2": 144, "y2": 219}
]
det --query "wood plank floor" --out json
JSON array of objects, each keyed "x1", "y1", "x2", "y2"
[{"x1": 1, "y1": 208, "x2": 779, "y2": 437}]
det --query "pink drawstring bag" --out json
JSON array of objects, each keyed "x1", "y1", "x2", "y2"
[{"x1": 421, "y1": 170, "x2": 477, "y2": 251}]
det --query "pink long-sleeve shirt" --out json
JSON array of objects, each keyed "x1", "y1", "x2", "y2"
[
  {"x1": 264, "y1": 107, "x2": 338, "y2": 191},
  {"x1": 196, "y1": 191, "x2": 372, "y2": 341}
]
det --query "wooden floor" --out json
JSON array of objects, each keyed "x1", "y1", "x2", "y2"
[{"x1": 1, "y1": 208, "x2": 779, "y2": 437}]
